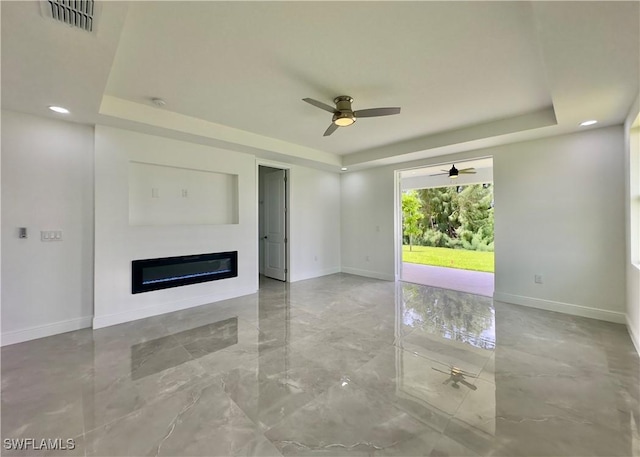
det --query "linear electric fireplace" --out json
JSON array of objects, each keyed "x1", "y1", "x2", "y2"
[{"x1": 132, "y1": 251, "x2": 238, "y2": 294}]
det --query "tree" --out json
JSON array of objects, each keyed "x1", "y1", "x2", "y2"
[
  {"x1": 457, "y1": 184, "x2": 494, "y2": 251},
  {"x1": 417, "y1": 187, "x2": 460, "y2": 246},
  {"x1": 414, "y1": 184, "x2": 494, "y2": 251},
  {"x1": 402, "y1": 191, "x2": 424, "y2": 251}
]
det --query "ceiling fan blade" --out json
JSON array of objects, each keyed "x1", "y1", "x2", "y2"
[
  {"x1": 459, "y1": 171, "x2": 477, "y2": 174},
  {"x1": 353, "y1": 107, "x2": 401, "y2": 118},
  {"x1": 303, "y1": 98, "x2": 337, "y2": 114},
  {"x1": 458, "y1": 168, "x2": 475, "y2": 172},
  {"x1": 323, "y1": 123, "x2": 339, "y2": 137},
  {"x1": 430, "y1": 172, "x2": 449, "y2": 176}
]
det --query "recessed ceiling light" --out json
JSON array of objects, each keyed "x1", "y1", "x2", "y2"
[
  {"x1": 580, "y1": 120, "x2": 597, "y2": 127},
  {"x1": 341, "y1": 167, "x2": 348, "y2": 171},
  {"x1": 48, "y1": 106, "x2": 70, "y2": 114},
  {"x1": 151, "y1": 98, "x2": 166, "y2": 107}
]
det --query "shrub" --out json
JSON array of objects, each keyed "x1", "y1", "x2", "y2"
[
  {"x1": 422, "y1": 228, "x2": 448, "y2": 248},
  {"x1": 459, "y1": 230, "x2": 494, "y2": 252}
]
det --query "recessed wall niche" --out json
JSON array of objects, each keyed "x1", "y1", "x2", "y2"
[{"x1": 128, "y1": 161, "x2": 239, "y2": 226}]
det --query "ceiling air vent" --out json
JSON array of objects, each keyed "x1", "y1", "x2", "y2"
[{"x1": 43, "y1": 0, "x2": 95, "y2": 32}]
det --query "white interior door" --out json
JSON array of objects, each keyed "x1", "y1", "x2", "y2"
[{"x1": 264, "y1": 169, "x2": 287, "y2": 281}]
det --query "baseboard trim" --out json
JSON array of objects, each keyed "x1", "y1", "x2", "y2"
[
  {"x1": 626, "y1": 314, "x2": 640, "y2": 356},
  {"x1": 493, "y1": 292, "x2": 626, "y2": 324},
  {"x1": 1, "y1": 316, "x2": 93, "y2": 347},
  {"x1": 290, "y1": 267, "x2": 342, "y2": 283},
  {"x1": 93, "y1": 287, "x2": 256, "y2": 329},
  {"x1": 341, "y1": 267, "x2": 394, "y2": 281}
]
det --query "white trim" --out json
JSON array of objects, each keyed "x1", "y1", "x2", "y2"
[
  {"x1": 256, "y1": 159, "x2": 291, "y2": 283},
  {"x1": 290, "y1": 267, "x2": 341, "y2": 283},
  {"x1": 93, "y1": 286, "x2": 256, "y2": 329},
  {"x1": 393, "y1": 170, "x2": 403, "y2": 281},
  {"x1": 626, "y1": 314, "x2": 640, "y2": 356},
  {"x1": 1, "y1": 316, "x2": 93, "y2": 346},
  {"x1": 341, "y1": 267, "x2": 395, "y2": 281},
  {"x1": 255, "y1": 159, "x2": 293, "y2": 171},
  {"x1": 494, "y1": 291, "x2": 626, "y2": 324}
]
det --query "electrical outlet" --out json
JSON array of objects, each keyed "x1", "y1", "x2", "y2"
[{"x1": 534, "y1": 274, "x2": 543, "y2": 284}]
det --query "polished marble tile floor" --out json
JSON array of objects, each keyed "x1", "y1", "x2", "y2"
[{"x1": 2, "y1": 274, "x2": 639, "y2": 456}]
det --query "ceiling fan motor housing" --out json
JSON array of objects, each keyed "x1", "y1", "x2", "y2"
[{"x1": 333, "y1": 96, "x2": 356, "y2": 126}]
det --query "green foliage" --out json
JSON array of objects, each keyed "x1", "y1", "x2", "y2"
[
  {"x1": 404, "y1": 183, "x2": 494, "y2": 252},
  {"x1": 459, "y1": 232, "x2": 494, "y2": 252},
  {"x1": 401, "y1": 191, "x2": 423, "y2": 251},
  {"x1": 456, "y1": 184, "x2": 494, "y2": 251},
  {"x1": 417, "y1": 187, "x2": 460, "y2": 239},
  {"x1": 422, "y1": 228, "x2": 458, "y2": 249}
]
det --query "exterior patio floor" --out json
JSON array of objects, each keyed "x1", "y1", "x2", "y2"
[{"x1": 401, "y1": 262, "x2": 494, "y2": 297}]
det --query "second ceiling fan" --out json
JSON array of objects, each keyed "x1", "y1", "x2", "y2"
[
  {"x1": 303, "y1": 96, "x2": 401, "y2": 136},
  {"x1": 431, "y1": 164, "x2": 476, "y2": 179}
]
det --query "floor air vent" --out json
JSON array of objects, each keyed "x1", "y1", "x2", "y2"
[{"x1": 44, "y1": 0, "x2": 95, "y2": 32}]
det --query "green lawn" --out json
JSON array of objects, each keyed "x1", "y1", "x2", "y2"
[{"x1": 403, "y1": 245, "x2": 495, "y2": 273}]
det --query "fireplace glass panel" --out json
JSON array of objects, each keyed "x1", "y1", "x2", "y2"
[{"x1": 132, "y1": 251, "x2": 237, "y2": 294}]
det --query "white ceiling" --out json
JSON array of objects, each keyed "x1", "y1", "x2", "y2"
[
  {"x1": 2, "y1": 1, "x2": 639, "y2": 172},
  {"x1": 399, "y1": 157, "x2": 494, "y2": 179},
  {"x1": 400, "y1": 156, "x2": 494, "y2": 190}
]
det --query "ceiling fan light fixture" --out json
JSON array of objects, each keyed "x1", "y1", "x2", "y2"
[
  {"x1": 449, "y1": 165, "x2": 459, "y2": 178},
  {"x1": 333, "y1": 114, "x2": 356, "y2": 127}
]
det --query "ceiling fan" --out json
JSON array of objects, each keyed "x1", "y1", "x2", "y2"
[
  {"x1": 430, "y1": 164, "x2": 476, "y2": 179},
  {"x1": 302, "y1": 96, "x2": 401, "y2": 137}
]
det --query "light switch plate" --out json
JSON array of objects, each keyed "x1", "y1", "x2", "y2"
[{"x1": 41, "y1": 230, "x2": 63, "y2": 241}]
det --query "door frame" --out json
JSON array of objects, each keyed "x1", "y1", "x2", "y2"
[
  {"x1": 393, "y1": 155, "x2": 495, "y2": 284},
  {"x1": 394, "y1": 169, "x2": 403, "y2": 281},
  {"x1": 257, "y1": 160, "x2": 291, "y2": 283}
]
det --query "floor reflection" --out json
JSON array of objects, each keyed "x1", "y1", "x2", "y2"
[
  {"x1": 432, "y1": 366, "x2": 478, "y2": 390},
  {"x1": 400, "y1": 282, "x2": 495, "y2": 350},
  {"x1": 130, "y1": 317, "x2": 238, "y2": 380},
  {"x1": 392, "y1": 282, "x2": 496, "y2": 441},
  {"x1": 1, "y1": 274, "x2": 638, "y2": 456}
]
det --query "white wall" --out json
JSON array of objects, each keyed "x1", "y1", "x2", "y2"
[
  {"x1": 94, "y1": 126, "x2": 258, "y2": 328},
  {"x1": 1, "y1": 110, "x2": 94, "y2": 345},
  {"x1": 288, "y1": 164, "x2": 341, "y2": 282},
  {"x1": 342, "y1": 126, "x2": 627, "y2": 322},
  {"x1": 625, "y1": 94, "x2": 640, "y2": 353},
  {"x1": 2, "y1": 116, "x2": 341, "y2": 340},
  {"x1": 257, "y1": 162, "x2": 341, "y2": 283},
  {"x1": 342, "y1": 166, "x2": 396, "y2": 280},
  {"x1": 492, "y1": 126, "x2": 625, "y2": 322},
  {"x1": 128, "y1": 162, "x2": 239, "y2": 226}
]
